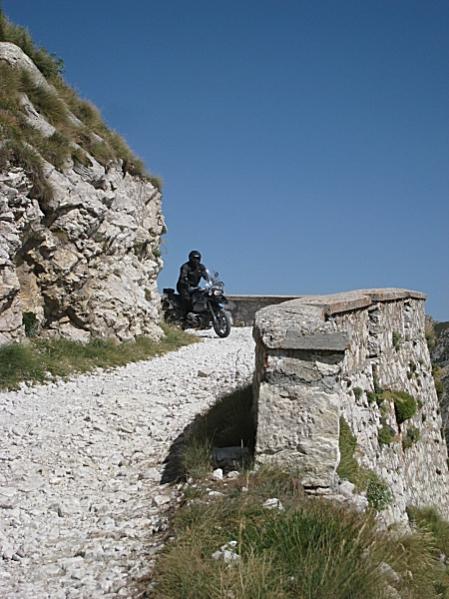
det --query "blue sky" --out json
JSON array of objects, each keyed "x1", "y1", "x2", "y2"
[{"x1": 4, "y1": 0, "x2": 448, "y2": 320}]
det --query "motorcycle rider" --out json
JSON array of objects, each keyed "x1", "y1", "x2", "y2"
[{"x1": 176, "y1": 250, "x2": 208, "y2": 314}]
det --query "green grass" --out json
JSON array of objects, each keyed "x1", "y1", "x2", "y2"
[
  {"x1": 378, "y1": 424, "x2": 396, "y2": 445},
  {"x1": 151, "y1": 467, "x2": 449, "y2": 599},
  {"x1": 392, "y1": 330, "x2": 402, "y2": 351},
  {"x1": 337, "y1": 417, "x2": 392, "y2": 510},
  {"x1": 380, "y1": 390, "x2": 417, "y2": 424},
  {"x1": 0, "y1": 324, "x2": 195, "y2": 390},
  {"x1": 403, "y1": 426, "x2": 421, "y2": 450}
]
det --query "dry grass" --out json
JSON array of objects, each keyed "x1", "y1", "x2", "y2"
[
  {"x1": 151, "y1": 467, "x2": 449, "y2": 599},
  {"x1": 0, "y1": 10, "x2": 161, "y2": 187}
]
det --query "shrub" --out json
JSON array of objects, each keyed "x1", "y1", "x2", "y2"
[
  {"x1": 425, "y1": 319, "x2": 437, "y2": 352},
  {"x1": 22, "y1": 312, "x2": 39, "y2": 338},
  {"x1": 392, "y1": 331, "x2": 402, "y2": 351},
  {"x1": 392, "y1": 391, "x2": 417, "y2": 424},
  {"x1": 403, "y1": 426, "x2": 421, "y2": 450},
  {"x1": 378, "y1": 424, "x2": 395, "y2": 446},
  {"x1": 353, "y1": 387, "x2": 363, "y2": 400},
  {"x1": 367, "y1": 391, "x2": 378, "y2": 404},
  {"x1": 337, "y1": 418, "x2": 392, "y2": 511},
  {"x1": 366, "y1": 475, "x2": 393, "y2": 511},
  {"x1": 380, "y1": 390, "x2": 417, "y2": 424}
]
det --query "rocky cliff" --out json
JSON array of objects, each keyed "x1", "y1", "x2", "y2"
[{"x1": 0, "y1": 24, "x2": 164, "y2": 344}]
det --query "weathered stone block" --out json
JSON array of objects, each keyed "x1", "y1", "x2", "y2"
[{"x1": 255, "y1": 383, "x2": 340, "y2": 488}]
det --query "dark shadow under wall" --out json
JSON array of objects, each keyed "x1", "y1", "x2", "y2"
[{"x1": 160, "y1": 385, "x2": 256, "y2": 484}]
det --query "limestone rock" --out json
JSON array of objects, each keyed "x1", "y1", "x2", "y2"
[{"x1": 0, "y1": 42, "x2": 165, "y2": 344}]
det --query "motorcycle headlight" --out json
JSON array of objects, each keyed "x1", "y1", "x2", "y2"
[{"x1": 213, "y1": 289, "x2": 221, "y2": 296}]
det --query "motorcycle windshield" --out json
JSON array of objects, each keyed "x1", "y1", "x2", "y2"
[{"x1": 204, "y1": 268, "x2": 224, "y2": 290}]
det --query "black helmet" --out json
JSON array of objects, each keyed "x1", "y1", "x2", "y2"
[{"x1": 188, "y1": 250, "x2": 201, "y2": 262}]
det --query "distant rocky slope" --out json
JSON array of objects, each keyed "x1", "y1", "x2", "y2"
[
  {"x1": 0, "y1": 12, "x2": 164, "y2": 344},
  {"x1": 431, "y1": 321, "x2": 449, "y2": 441}
]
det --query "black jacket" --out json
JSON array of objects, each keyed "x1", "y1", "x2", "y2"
[{"x1": 176, "y1": 261, "x2": 207, "y2": 294}]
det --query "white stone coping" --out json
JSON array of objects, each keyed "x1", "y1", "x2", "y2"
[{"x1": 254, "y1": 288, "x2": 426, "y2": 351}]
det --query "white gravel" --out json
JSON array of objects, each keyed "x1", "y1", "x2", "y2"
[{"x1": 0, "y1": 327, "x2": 255, "y2": 598}]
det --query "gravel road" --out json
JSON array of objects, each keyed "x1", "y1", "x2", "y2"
[{"x1": 0, "y1": 327, "x2": 255, "y2": 598}]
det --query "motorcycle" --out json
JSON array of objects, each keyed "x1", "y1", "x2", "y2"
[{"x1": 162, "y1": 270, "x2": 232, "y2": 338}]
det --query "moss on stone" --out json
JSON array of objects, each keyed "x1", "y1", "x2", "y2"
[
  {"x1": 366, "y1": 475, "x2": 393, "y2": 511},
  {"x1": 337, "y1": 417, "x2": 393, "y2": 510},
  {"x1": 380, "y1": 390, "x2": 417, "y2": 424},
  {"x1": 402, "y1": 426, "x2": 420, "y2": 450},
  {"x1": 353, "y1": 387, "x2": 363, "y2": 400},
  {"x1": 378, "y1": 424, "x2": 396, "y2": 446},
  {"x1": 392, "y1": 331, "x2": 402, "y2": 351}
]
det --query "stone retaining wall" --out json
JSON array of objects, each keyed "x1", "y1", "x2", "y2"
[
  {"x1": 227, "y1": 295, "x2": 301, "y2": 326},
  {"x1": 253, "y1": 289, "x2": 449, "y2": 522}
]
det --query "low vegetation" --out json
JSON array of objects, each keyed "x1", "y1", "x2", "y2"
[
  {"x1": 367, "y1": 385, "x2": 418, "y2": 425},
  {"x1": 151, "y1": 466, "x2": 449, "y2": 599},
  {"x1": 337, "y1": 417, "x2": 392, "y2": 510},
  {"x1": 378, "y1": 424, "x2": 396, "y2": 446},
  {"x1": 392, "y1": 330, "x2": 402, "y2": 351},
  {"x1": 0, "y1": 9, "x2": 162, "y2": 190},
  {"x1": 0, "y1": 324, "x2": 195, "y2": 390},
  {"x1": 403, "y1": 426, "x2": 421, "y2": 450}
]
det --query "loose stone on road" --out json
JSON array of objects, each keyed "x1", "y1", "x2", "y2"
[{"x1": 0, "y1": 327, "x2": 255, "y2": 598}]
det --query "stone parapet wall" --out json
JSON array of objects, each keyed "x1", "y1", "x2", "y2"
[
  {"x1": 227, "y1": 295, "x2": 301, "y2": 326},
  {"x1": 253, "y1": 289, "x2": 449, "y2": 522}
]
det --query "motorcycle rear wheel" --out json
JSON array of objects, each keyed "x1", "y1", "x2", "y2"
[{"x1": 212, "y1": 309, "x2": 231, "y2": 338}]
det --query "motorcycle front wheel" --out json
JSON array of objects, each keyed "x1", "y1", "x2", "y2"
[{"x1": 212, "y1": 309, "x2": 231, "y2": 338}]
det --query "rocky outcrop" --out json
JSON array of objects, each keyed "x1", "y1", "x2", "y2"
[
  {"x1": 431, "y1": 321, "x2": 449, "y2": 443},
  {"x1": 253, "y1": 289, "x2": 449, "y2": 524},
  {"x1": 0, "y1": 42, "x2": 164, "y2": 343}
]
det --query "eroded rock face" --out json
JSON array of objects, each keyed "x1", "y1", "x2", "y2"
[{"x1": 0, "y1": 164, "x2": 164, "y2": 343}]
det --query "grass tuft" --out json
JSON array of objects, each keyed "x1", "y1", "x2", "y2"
[
  {"x1": 378, "y1": 424, "x2": 396, "y2": 446},
  {"x1": 151, "y1": 467, "x2": 449, "y2": 599},
  {"x1": 403, "y1": 426, "x2": 421, "y2": 450},
  {"x1": 337, "y1": 417, "x2": 392, "y2": 510},
  {"x1": 0, "y1": 13, "x2": 162, "y2": 185},
  {"x1": 0, "y1": 323, "x2": 195, "y2": 390}
]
